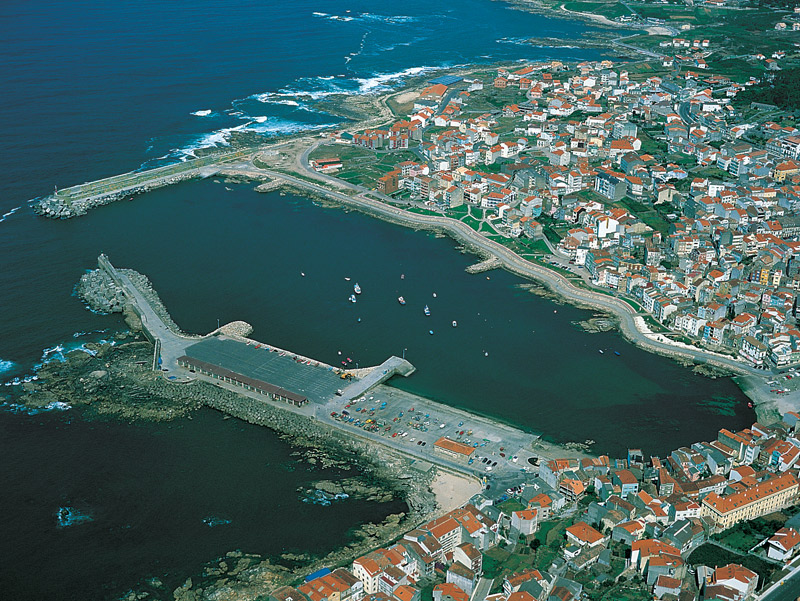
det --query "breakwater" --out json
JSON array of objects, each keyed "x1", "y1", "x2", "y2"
[{"x1": 33, "y1": 150, "x2": 249, "y2": 219}]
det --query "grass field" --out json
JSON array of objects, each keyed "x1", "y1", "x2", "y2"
[{"x1": 563, "y1": 1, "x2": 634, "y2": 19}]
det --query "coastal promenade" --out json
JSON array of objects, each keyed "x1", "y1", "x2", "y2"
[{"x1": 261, "y1": 145, "x2": 768, "y2": 380}]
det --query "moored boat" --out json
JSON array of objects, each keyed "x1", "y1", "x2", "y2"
[
  {"x1": 354, "y1": 283, "x2": 361, "y2": 294},
  {"x1": 424, "y1": 305, "x2": 430, "y2": 316},
  {"x1": 398, "y1": 296, "x2": 406, "y2": 305},
  {"x1": 452, "y1": 320, "x2": 457, "y2": 327},
  {"x1": 349, "y1": 294, "x2": 357, "y2": 303}
]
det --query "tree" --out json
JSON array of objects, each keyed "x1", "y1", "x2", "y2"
[{"x1": 530, "y1": 538, "x2": 542, "y2": 552}]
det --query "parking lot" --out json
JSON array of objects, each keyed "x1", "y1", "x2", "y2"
[{"x1": 319, "y1": 382, "x2": 540, "y2": 483}]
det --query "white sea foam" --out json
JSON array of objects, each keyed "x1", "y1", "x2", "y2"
[
  {"x1": 0, "y1": 359, "x2": 16, "y2": 375},
  {"x1": 253, "y1": 116, "x2": 268, "y2": 123},
  {"x1": 353, "y1": 65, "x2": 438, "y2": 94},
  {"x1": 312, "y1": 11, "x2": 329, "y2": 17},
  {"x1": 1, "y1": 399, "x2": 70, "y2": 415},
  {"x1": 2, "y1": 206, "x2": 21, "y2": 218},
  {"x1": 56, "y1": 506, "x2": 93, "y2": 528},
  {"x1": 191, "y1": 109, "x2": 213, "y2": 117}
]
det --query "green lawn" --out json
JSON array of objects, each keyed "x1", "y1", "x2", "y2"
[
  {"x1": 498, "y1": 499, "x2": 528, "y2": 514},
  {"x1": 308, "y1": 145, "x2": 373, "y2": 162},
  {"x1": 563, "y1": 0, "x2": 634, "y2": 19}
]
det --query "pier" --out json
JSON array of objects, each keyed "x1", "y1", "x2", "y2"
[{"x1": 94, "y1": 255, "x2": 555, "y2": 485}]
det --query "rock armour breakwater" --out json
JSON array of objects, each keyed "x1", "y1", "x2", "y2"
[
  {"x1": 34, "y1": 173, "x2": 199, "y2": 219},
  {"x1": 78, "y1": 266, "x2": 194, "y2": 338}
]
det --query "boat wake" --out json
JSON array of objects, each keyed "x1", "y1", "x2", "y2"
[{"x1": 202, "y1": 515, "x2": 232, "y2": 527}]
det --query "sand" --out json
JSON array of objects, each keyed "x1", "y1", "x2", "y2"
[
  {"x1": 393, "y1": 91, "x2": 420, "y2": 105},
  {"x1": 431, "y1": 471, "x2": 485, "y2": 513}
]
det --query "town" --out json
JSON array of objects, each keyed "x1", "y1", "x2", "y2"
[
  {"x1": 282, "y1": 7, "x2": 800, "y2": 600},
  {"x1": 268, "y1": 411, "x2": 800, "y2": 601},
  {"x1": 309, "y1": 38, "x2": 800, "y2": 373}
]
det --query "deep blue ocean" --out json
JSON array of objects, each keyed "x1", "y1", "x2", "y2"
[{"x1": 0, "y1": 1, "x2": 754, "y2": 599}]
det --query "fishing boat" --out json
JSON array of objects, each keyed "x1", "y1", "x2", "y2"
[
  {"x1": 424, "y1": 305, "x2": 431, "y2": 316},
  {"x1": 429, "y1": 330, "x2": 434, "y2": 335},
  {"x1": 433, "y1": 292, "x2": 437, "y2": 298},
  {"x1": 614, "y1": 351, "x2": 620, "y2": 356},
  {"x1": 345, "y1": 277, "x2": 351, "y2": 281},
  {"x1": 354, "y1": 283, "x2": 361, "y2": 294},
  {"x1": 349, "y1": 294, "x2": 357, "y2": 303},
  {"x1": 598, "y1": 349, "x2": 604, "y2": 354},
  {"x1": 452, "y1": 320, "x2": 458, "y2": 327},
  {"x1": 398, "y1": 296, "x2": 406, "y2": 305}
]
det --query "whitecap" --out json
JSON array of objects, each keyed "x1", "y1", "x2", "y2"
[
  {"x1": 191, "y1": 109, "x2": 212, "y2": 117},
  {"x1": 1, "y1": 400, "x2": 71, "y2": 415},
  {"x1": 56, "y1": 506, "x2": 93, "y2": 528},
  {"x1": 353, "y1": 65, "x2": 439, "y2": 94},
  {"x1": 0, "y1": 359, "x2": 15, "y2": 375},
  {"x1": 312, "y1": 11, "x2": 329, "y2": 17},
  {"x1": 253, "y1": 116, "x2": 268, "y2": 123}
]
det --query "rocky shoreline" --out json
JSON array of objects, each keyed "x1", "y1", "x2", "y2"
[{"x1": 13, "y1": 334, "x2": 440, "y2": 601}]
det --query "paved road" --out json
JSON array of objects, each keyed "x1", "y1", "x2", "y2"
[
  {"x1": 470, "y1": 577, "x2": 494, "y2": 601},
  {"x1": 760, "y1": 568, "x2": 800, "y2": 601}
]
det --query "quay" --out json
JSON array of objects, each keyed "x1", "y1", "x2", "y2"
[{"x1": 94, "y1": 255, "x2": 552, "y2": 488}]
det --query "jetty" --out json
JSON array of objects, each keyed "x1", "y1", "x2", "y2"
[
  {"x1": 90, "y1": 255, "x2": 549, "y2": 485},
  {"x1": 465, "y1": 257, "x2": 501, "y2": 274},
  {"x1": 33, "y1": 149, "x2": 249, "y2": 219}
]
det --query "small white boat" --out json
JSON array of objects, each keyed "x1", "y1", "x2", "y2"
[
  {"x1": 433, "y1": 292, "x2": 437, "y2": 298},
  {"x1": 429, "y1": 330, "x2": 434, "y2": 335},
  {"x1": 598, "y1": 349, "x2": 604, "y2": 354},
  {"x1": 424, "y1": 305, "x2": 431, "y2": 316},
  {"x1": 345, "y1": 277, "x2": 351, "y2": 281},
  {"x1": 349, "y1": 294, "x2": 357, "y2": 303},
  {"x1": 354, "y1": 283, "x2": 361, "y2": 294},
  {"x1": 398, "y1": 296, "x2": 406, "y2": 305},
  {"x1": 301, "y1": 272, "x2": 305, "y2": 277},
  {"x1": 452, "y1": 321, "x2": 458, "y2": 327}
]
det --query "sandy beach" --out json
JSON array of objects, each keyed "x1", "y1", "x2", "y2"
[{"x1": 431, "y1": 471, "x2": 485, "y2": 513}]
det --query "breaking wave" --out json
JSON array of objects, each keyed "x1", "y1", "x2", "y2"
[{"x1": 56, "y1": 506, "x2": 93, "y2": 528}]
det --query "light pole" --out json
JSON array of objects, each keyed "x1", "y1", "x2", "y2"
[{"x1": 402, "y1": 348, "x2": 407, "y2": 359}]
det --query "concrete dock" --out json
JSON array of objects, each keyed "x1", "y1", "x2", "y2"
[{"x1": 95, "y1": 255, "x2": 561, "y2": 488}]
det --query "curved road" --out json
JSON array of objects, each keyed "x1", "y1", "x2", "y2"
[{"x1": 255, "y1": 146, "x2": 765, "y2": 377}]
